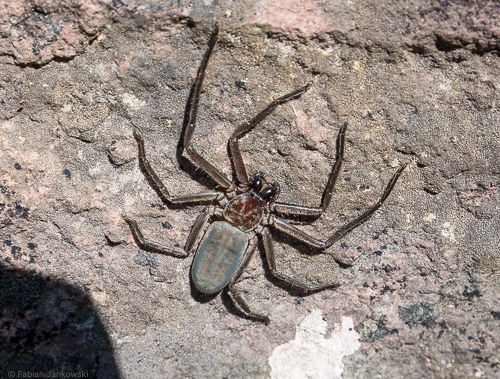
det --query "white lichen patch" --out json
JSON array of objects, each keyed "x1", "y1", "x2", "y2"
[
  {"x1": 352, "y1": 60, "x2": 364, "y2": 71},
  {"x1": 423, "y1": 213, "x2": 436, "y2": 223},
  {"x1": 121, "y1": 93, "x2": 146, "y2": 110},
  {"x1": 441, "y1": 221, "x2": 457, "y2": 243},
  {"x1": 269, "y1": 309, "x2": 360, "y2": 379}
]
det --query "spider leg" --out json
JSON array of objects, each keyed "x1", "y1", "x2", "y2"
[
  {"x1": 133, "y1": 129, "x2": 219, "y2": 204},
  {"x1": 273, "y1": 122, "x2": 347, "y2": 218},
  {"x1": 228, "y1": 82, "x2": 313, "y2": 185},
  {"x1": 183, "y1": 24, "x2": 232, "y2": 189},
  {"x1": 184, "y1": 211, "x2": 211, "y2": 253},
  {"x1": 124, "y1": 217, "x2": 188, "y2": 257},
  {"x1": 225, "y1": 289, "x2": 270, "y2": 325},
  {"x1": 272, "y1": 164, "x2": 407, "y2": 254},
  {"x1": 225, "y1": 238, "x2": 270, "y2": 324},
  {"x1": 124, "y1": 211, "x2": 210, "y2": 257},
  {"x1": 261, "y1": 228, "x2": 339, "y2": 291}
]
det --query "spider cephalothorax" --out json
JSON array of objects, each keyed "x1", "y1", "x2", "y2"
[
  {"x1": 222, "y1": 174, "x2": 279, "y2": 232},
  {"x1": 124, "y1": 24, "x2": 406, "y2": 324}
]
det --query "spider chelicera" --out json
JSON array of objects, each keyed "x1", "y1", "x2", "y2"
[{"x1": 124, "y1": 25, "x2": 406, "y2": 324}]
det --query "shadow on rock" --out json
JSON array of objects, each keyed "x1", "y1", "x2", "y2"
[{"x1": 0, "y1": 263, "x2": 121, "y2": 378}]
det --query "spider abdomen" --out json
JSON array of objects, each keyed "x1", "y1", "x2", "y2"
[
  {"x1": 191, "y1": 221, "x2": 249, "y2": 294},
  {"x1": 223, "y1": 193, "x2": 265, "y2": 232}
]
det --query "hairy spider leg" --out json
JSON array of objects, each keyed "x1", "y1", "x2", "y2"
[
  {"x1": 131, "y1": 130, "x2": 219, "y2": 204},
  {"x1": 124, "y1": 210, "x2": 211, "y2": 258},
  {"x1": 260, "y1": 228, "x2": 340, "y2": 291},
  {"x1": 228, "y1": 82, "x2": 313, "y2": 186},
  {"x1": 272, "y1": 164, "x2": 408, "y2": 257},
  {"x1": 273, "y1": 122, "x2": 347, "y2": 219},
  {"x1": 224, "y1": 236, "x2": 271, "y2": 324},
  {"x1": 182, "y1": 24, "x2": 232, "y2": 189}
]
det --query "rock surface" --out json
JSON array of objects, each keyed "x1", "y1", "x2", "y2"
[{"x1": 1, "y1": 1, "x2": 498, "y2": 378}]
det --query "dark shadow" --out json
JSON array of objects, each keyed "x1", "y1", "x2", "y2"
[{"x1": 0, "y1": 263, "x2": 121, "y2": 378}]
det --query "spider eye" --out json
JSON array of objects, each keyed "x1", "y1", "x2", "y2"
[
  {"x1": 260, "y1": 186, "x2": 276, "y2": 199},
  {"x1": 252, "y1": 177, "x2": 263, "y2": 192},
  {"x1": 272, "y1": 181, "x2": 280, "y2": 196}
]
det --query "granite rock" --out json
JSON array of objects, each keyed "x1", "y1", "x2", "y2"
[{"x1": 1, "y1": 1, "x2": 498, "y2": 378}]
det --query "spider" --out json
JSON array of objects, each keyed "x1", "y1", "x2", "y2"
[{"x1": 124, "y1": 25, "x2": 406, "y2": 324}]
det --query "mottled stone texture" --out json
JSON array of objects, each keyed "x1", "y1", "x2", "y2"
[{"x1": 0, "y1": 1, "x2": 498, "y2": 378}]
